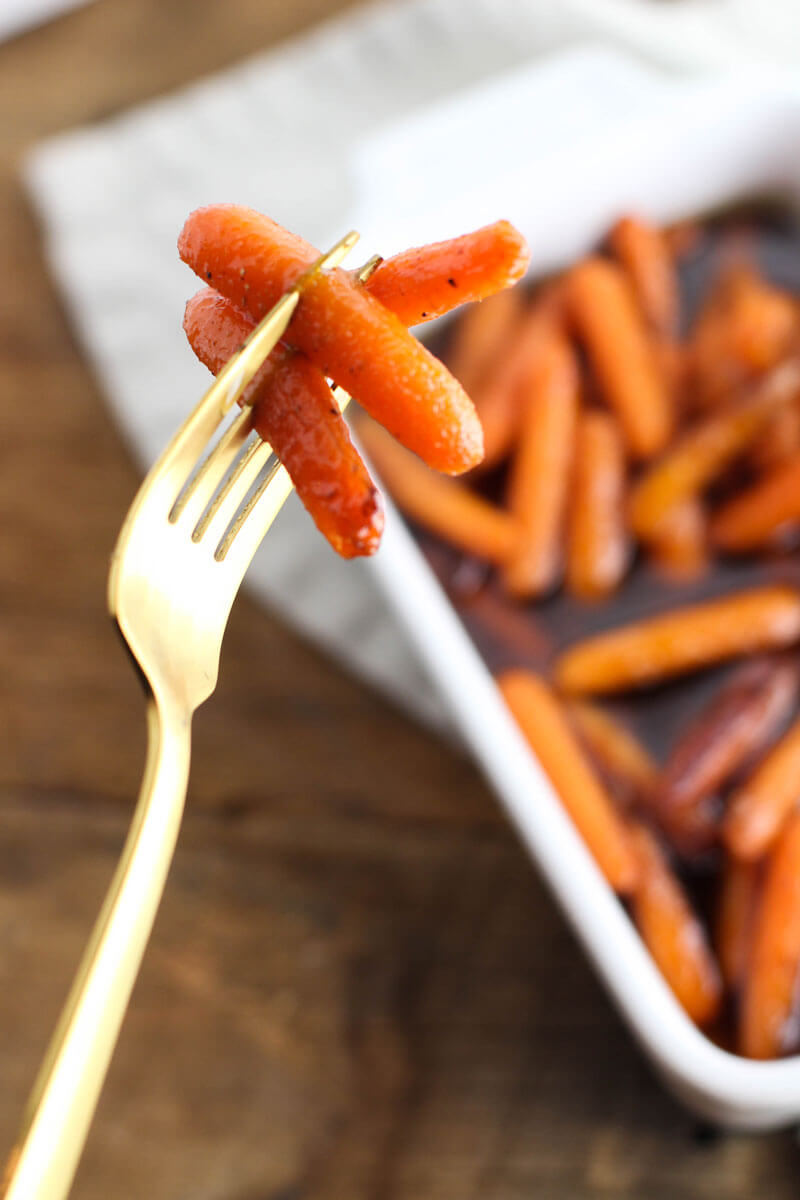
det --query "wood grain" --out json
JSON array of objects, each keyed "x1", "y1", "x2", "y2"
[{"x1": 0, "y1": 1, "x2": 799, "y2": 1195}]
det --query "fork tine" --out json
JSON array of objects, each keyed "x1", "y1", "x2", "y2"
[
  {"x1": 194, "y1": 435, "x2": 274, "y2": 546},
  {"x1": 170, "y1": 406, "x2": 255, "y2": 526}
]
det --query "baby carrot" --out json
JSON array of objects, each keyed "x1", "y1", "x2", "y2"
[
  {"x1": 565, "y1": 410, "x2": 629, "y2": 600},
  {"x1": 716, "y1": 856, "x2": 762, "y2": 990},
  {"x1": 497, "y1": 670, "x2": 638, "y2": 892},
  {"x1": 649, "y1": 498, "x2": 708, "y2": 581},
  {"x1": 183, "y1": 288, "x2": 383, "y2": 557},
  {"x1": 711, "y1": 452, "x2": 800, "y2": 553},
  {"x1": 567, "y1": 700, "x2": 657, "y2": 808},
  {"x1": 357, "y1": 418, "x2": 521, "y2": 566},
  {"x1": 628, "y1": 821, "x2": 723, "y2": 1026},
  {"x1": 567, "y1": 257, "x2": 672, "y2": 459},
  {"x1": 179, "y1": 205, "x2": 483, "y2": 474},
  {"x1": 445, "y1": 286, "x2": 523, "y2": 398},
  {"x1": 609, "y1": 215, "x2": 679, "y2": 339},
  {"x1": 724, "y1": 713, "x2": 800, "y2": 862},
  {"x1": 554, "y1": 586, "x2": 800, "y2": 696},
  {"x1": 749, "y1": 398, "x2": 800, "y2": 472},
  {"x1": 740, "y1": 810, "x2": 800, "y2": 1058},
  {"x1": 365, "y1": 220, "x2": 529, "y2": 326},
  {"x1": 629, "y1": 360, "x2": 800, "y2": 539},
  {"x1": 503, "y1": 331, "x2": 579, "y2": 597}
]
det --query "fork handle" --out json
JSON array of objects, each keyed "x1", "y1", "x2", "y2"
[{"x1": 2, "y1": 695, "x2": 191, "y2": 1200}]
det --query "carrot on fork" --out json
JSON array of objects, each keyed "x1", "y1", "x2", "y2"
[
  {"x1": 609, "y1": 215, "x2": 679, "y2": 339},
  {"x1": 497, "y1": 670, "x2": 639, "y2": 893},
  {"x1": 554, "y1": 586, "x2": 800, "y2": 696},
  {"x1": 503, "y1": 331, "x2": 580, "y2": 597},
  {"x1": 724, "y1": 713, "x2": 800, "y2": 863},
  {"x1": 566, "y1": 410, "x2": 629, "y2": 600},
  {"x1": 711, "y1": 452, "x2": 800, "y2": 553}
]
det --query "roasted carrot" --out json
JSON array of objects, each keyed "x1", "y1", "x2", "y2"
[
  {"x1": 724, "y1": 713, "x2": 800, "y2": 862},
  {"x1": 445, "y1": 286, "x2": 523, "y2": 399},
  {"x1": 655, "y1": 657, "x2": 799, "y2": 854},
  {"x1": 178, "y1": 205, "x2": 483, "y2": 474},
  {"x1": 649, "y1": 498, "x2": 708, "y2": 581},
  {"x1": 628, "y1": 821, "x2": 723, "y2": 1025},
  {"x1": 749, "y1": 398, "x2": 800, "y2": 472},
  {"x1": 629, "y1": 360, "x2": 800, "y2": 539},
  {"x1": 503, "y1": 331, "x2": 579, "y2": 597},
  {"x1": 554, "y1": 587, "x2": 800, "y2": 696},
  {"x1": 566, "y1": 410, "x2": 629, "y2": 600},
  {"x1": 716, "y1": 856, "x2": 762, "y2": 990},
  {"x1": 357, "y1": 418, "x2": 520, "y2": 566},
  {"x1": 711, "y1": 452, "x2": 800, "y2": 553},
  {"x1": 567, "y1": 257, "x2": 672, "y2": 459},
  {"x1": 183, "y1": 288, "x2": 383, "y2": 557},
  {"x1": 740, "y1": 810, "x2": 800, "y2": 1058},
  {"x1": 364, "y1": 220, "x2": 529, "y2": 327},
  {"x1": 497, "y1": 670, "x2": 638, "y2": 892},
  {"x1": 567, "y1": 700, "x2": 657, "y2": 808},
  {"x1": 609, "y1": 215, "x2": 679, "y2": 339}
]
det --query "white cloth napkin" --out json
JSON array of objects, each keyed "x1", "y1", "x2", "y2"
[
  {"x1": 1, "y1": 0, "x2": 94, "y2": 42},
  {"x1": 24, "y1": 0, "x2": 800, "y2": 726}
]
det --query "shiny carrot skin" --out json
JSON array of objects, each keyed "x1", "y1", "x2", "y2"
[
  {"x1": 628, "y1": 821, "x2": 723, "y2": 1025},
  {"x1": 358, "y1": 418, "x2": 521, "y2": 566},
  {"x1": 445, "y1": 286, "x2": 522, "y2": 398},
  {"x1": 566, "y1": 410, "x2": 629, "y2": 600},
  {"x1": 740, "y1": 810, "x2": 800, "y2": 1058},
  {"x1": 609, "y1": 215, "x2": 679, "y2": 339},
  {"x1": 711, "y1": 453, "x2": 800, "y2": 552},
  {"x1": 503, "y1": 332, "x2": 579, "y2": 597},
  {"x1": 567, "y1": 257, "x2": 672, "y2": 459},
  {"x1": 365, "y1": 220, "x2": 529, "y2": 326},
  {"x1": 649, "y1": 498, "x2": 708, "y2": 581},
  {"x1": 497, "y1": 670, "x2": 639, "y2": 892},
  {"x1": 178, "y1": 204, "x2": 483, "y2": 474},
  {"x1": 716, "y1": 856, "x2": 761, "y2": 990},
  {"x1": 183, "y1": 288, "x2": 382, "y2": 557},
  {"x1": 724, "y1": 713, "x2": 800, "y2": 862},
  {"x1": 555, "y1": 587, "x2": 800, "y2": 696},
  {"x1": 567, "y1": 700, "x2": 657, "y2": 808},
  {"x1": 630, "y1": 361, "x2": 800, "y2": 539}
]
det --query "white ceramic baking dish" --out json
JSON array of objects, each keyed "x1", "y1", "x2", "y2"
[{"x1": 356, "y1": 62, "x2": 800, "y2": 1129}]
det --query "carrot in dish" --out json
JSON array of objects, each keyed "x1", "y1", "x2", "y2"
[
  {"x1": 628, "y1": 821, "x2": 723, "y2": 1025},
  {"x1": 567, "y1": 700, "x2": 657, "y2": 808},
  {"x1": 716, "y1": 856, "x2": 761, "y2": 990},
  {"x1": 554, "y1": 587, "x2": 800, "y2": 696},
  {"x1": 724, "y1": 713, "x2": 800, "y2": 862},
  {"x1": 567, "y1": 257, "x2": 672, "y2": 459},
  {"x1": 445, "y1": 286, "x2": 523, "y2": 398},
  {"x1": 654, "y1": 657, "x2": 799, "y2": 855},
  {"x1": 629, "y1": 361, "x2": 800, "y2": 539},
  {"x1": 183, "y1": 288, "x2": 383, "y2": 557},
  {"x1": 497, "y1": 670, "x2": 639, "y2": 892},
  {"x1": 503, "y1": 331, "x2": 579, "y2": 597},
  {"x1": 357, "y1": 418, "x2": 521, "y2": 566},
  {"x1": 749, "y1": 398, "x2": 800, "y2": 472},
  {"x1": 740, "y1": 809, "x2": 800, "y2": 1058},
  {"x1": 179, "y1": 204, "x2": 486, "y2": 474},
  {"x1": 364, "y1": 220, "x2": 529, "y2": 327},
  {"x1": 609, "y1": 215, "x2": 679, "y2": 339},
  {"x1": 711, "y1": 452, "x2": 800, "y2": 552},
  {"x1": 565, "y1": 410, "x2": 629, "y2": 600},
  {"x1": 649, "y1": 498, "x2": 708, "y2": 580}
]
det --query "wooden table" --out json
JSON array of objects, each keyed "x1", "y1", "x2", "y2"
[{"x1": 0, "y1": 3, "x2": 798, "y2": 1196}]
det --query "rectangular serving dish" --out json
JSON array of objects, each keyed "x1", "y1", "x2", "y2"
[{"x1": 359, "y1": 61, "x2": 800, "y2": 1129}]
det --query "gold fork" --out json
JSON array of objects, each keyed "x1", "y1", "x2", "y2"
[{"x1": 3, "y1": 230, "x2": 380, "y2": 1200}]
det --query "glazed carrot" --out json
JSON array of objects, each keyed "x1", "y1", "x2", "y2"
[
  {"x1": 445, "y1": 286, "x2": 522, "y2": 397},
  {"x1": 609, "y1": 215, "x2": 679, "y2": 339},
  {"x1": 655, "y1": 657, "x2": 799, "y2": 854},
  {"x1": 554, "y1": 587, "x2": 800, "y2": 696},
  {"x1": 567, "y1": 700, "x2": 657, "y2": 808},
  {"x1": 749, "y1": 398, "x2": 800, "y2": 472},
  {"x1": 724, "y1": 713, "x2": 800, "y2": 862},
  {"x1": 628, "y1": 821, "x2": 723, "y2": 1025},
  {"x1": 357, "y1": 418, "x2": 520, "y2": 566},
  {"x1": 565, "y1": 410, "x2": 629, "y2": 600},
  {"x1": 503, "y1": 332, "x2": 579, "y2": 597},
  {"x1": 567, "y1": 257, "x2": 672, "y2": 459},
  {"x1": 716, "y1": 856, "x2": 761, "y2": 990},
  {"x1": 183, "y1": 288, "x2": 382, "y2": 557},
  {"x1": 497, "y1": 670, "x2": 638, "y2": 892},
  {"x1": 178, "y1": 205, "x2": 483, "y2": 474},
  {"x1": 649, "y1": 498, "x2": 708, "y2": 581},
  {"x1": 711, "y1": 452, "x2": 800, "y2": 552},
  {"x1": 365, "y1": 220, "x2": 529, "y2": 326},
  {"x1": 740, "y1": 810, "x2": 800, "y2": 1058},
  {"x1": 629, "y1": 360, "x2": 800, "y2": 539}
]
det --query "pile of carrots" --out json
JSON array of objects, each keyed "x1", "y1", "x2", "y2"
[{"x1": 362, "y1": 212, "x2": 800, "y2": 1060}]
